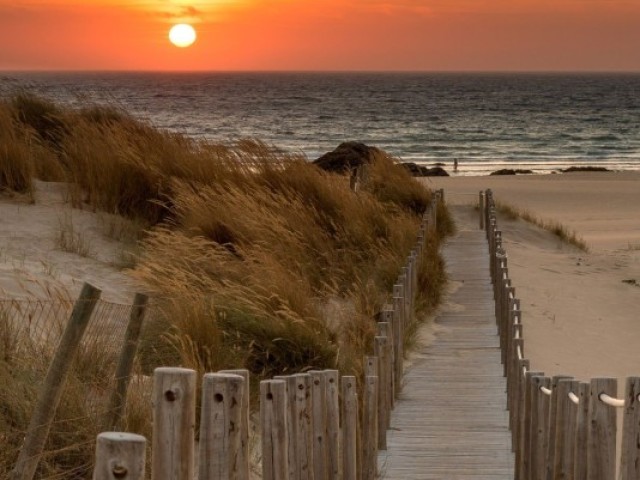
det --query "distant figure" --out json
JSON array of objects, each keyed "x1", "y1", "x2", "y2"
[{"x1": 454, "y1": 158, "x2": 459, "y2": 172}]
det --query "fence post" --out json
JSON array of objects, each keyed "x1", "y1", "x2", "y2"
[
  {"x1": 530, "y1": 375, "x2": 551, "y2": 480},
  {"x1": 107, "y1": 292, "x2": 149, "y2": 430},
  {"x1": 362, "y1": 375, "x2": 378, "y2": 480},
  {"x1": 379, "y1": 308, "x2": 395, "y2": 409},
  {"x1": 342, "y1": 376, "x2": 358, "y2": 480},
  {"x1": 374, "y1": 335, "x2": 389, "y2": 447},
  {"x1": 199, "y1": 373, "x2": 244, "y2": 480},
  {"x1": 309, "y1": 370, "x2": 328, "y2": 480},
  {"x1": 152, "y1": 367, "x2": 197, "y2": 480},
  {"x1": 93, "y1": 432, "x2": 146, "y2": 480},
  {"x1": 275, "y1": 375, "x2": 300, "y2": 480},
  {"x1": 520, "y1": 370, "x2": 544, "y2": 480},
  {"x1": 574, "y1": 382, "x2": 590, "y2": 480},
  {"x1": 514, "y1": 358, "x2": 529, "y2": 480},
  {"x1": 324, "y1": 370, "x2": 341, "y2": 480},
  {"x1": 621, "y1": 376, "x2": 640, "y2": 480},
  {"x1": 587, "y1": 378, "x2": 617, "y2": 480},
  {"x1": 546, "y1": 375, "x2": 572, "y2": 479},
  {"x1": 554, "y1": 379, "x2": 579, "y2": 480},
  {"x1": 261, "y1": 379, "x2": 289, "y2": 480},
  {"x1": 10, "y1": 282, "x2": 101, "y2": 480},
  {"x1": 392, "y1": 284, "x2": 404, "y2": 396},
  {"x1": 479, "y1": 191, "x2": 485, "y2": 230},
  {"x1": 219, "y1": 369, "x2": 250, "y2": 480},
  {"x1": 293, "y1": 374, "x2": 314, "y2": 480}
]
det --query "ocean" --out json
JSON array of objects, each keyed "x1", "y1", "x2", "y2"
[{"x1": 2, "y1": 72, "x2": 640, "y2": 175}]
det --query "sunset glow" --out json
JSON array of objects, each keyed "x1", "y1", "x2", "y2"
[{"x1": 1, "y1": 0, "x2": 639, "y2": 71}]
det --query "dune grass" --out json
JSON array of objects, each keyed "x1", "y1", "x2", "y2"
[
  {"x1": 496, "y1": 201, "x2": 589, "y2": 251},
  {"x1": 0, "y1": 91, "x2": 452, "y2": 476}
]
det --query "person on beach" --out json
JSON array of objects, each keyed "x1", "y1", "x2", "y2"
[{"x1": 454, "y1": 158, "x2": 459, "y2": 172}]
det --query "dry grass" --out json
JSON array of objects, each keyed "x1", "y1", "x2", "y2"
[
  {"x1": 54, "y1": 211, "x2": 94, "y2": 258},
  {"x1": 0, "y1": 92, "x2": 451, "y2": 476},
  {"x1": 496, "y1": 201, "x2": 589, "y2": 252}
]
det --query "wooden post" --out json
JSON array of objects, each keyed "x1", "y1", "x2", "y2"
[
  {"x1": 10, "y1": 282, "x2": 101, "y2": 480},
  {"x1": 379, "y1": 309, "x2": 395, "y2": 409},
  {"x1": 260, "y1": 379, "x2": 289, "y2": 480},
  {"x1": 93, "y1": 432, "x2": 146, "y2": 480},
  {"x1": 392, "y1": 285, "x2": 404, "y2": 396},
  {"x1": 479, "y1": 191, "x2": 485, "y2": 230},
  {"x1": 275, "y1": 375, "x2": 299, "y2": 480},
  {"x1": 309, "y1": 370, "x2": 328, "y2": 480},
  {"x1": 514, "y1": 359, "x2": 529, "y2": 480},
  {"x1": 587, "y1": 378, "x2": 617, "y2": 480},
  {"x1": 510, "y1": 338, "x2": 524, "y2": 446},
  {"x1": 621, "y1": 377, "x2": 640, "y2": 480},
  {"x1": 362, "y1": 376, "x2": 378, "y2": 480},
  {"x1": 574, "y1": 382, "x2": 590, "y2": 480},
  {"x1": 374, "y1": 335, "x2": 389, "y2": 446},
  {"x1": 519, "y1": 370, "x2": 544, "y2": 480},
  {"x1": 341, "y1": 376, "x2": 358, "y2": 480},
  {"x1": 554, "y1": 379, "x2": 579, "y2": 480},
  {"x1": 219, "y1": 369, "x2": 250, "y2": 480},
  {"x1": 324, "y1": 370, "x2": 341, "y2": 480},
  {"x1": 293, "y1": 374, "x2": 314, "y2": 480},
  {"x1": 546, "y1": 375, "x2": 572, "y2": 479},
  {"x1": 107, "y1": 292, "x2": 149, "y2": 430},
  {"x1": 152, "y1": 367, "x2": 197, "y2": 480},
  {"x1": 199, "y1": 373, "x2": 245, "y2": 480},
  {"x1": 530, "y1": 376, "x2": 551, "y2": 480}
]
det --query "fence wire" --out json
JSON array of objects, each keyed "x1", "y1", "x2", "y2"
[{"x1": 0, "y1": 297, "x2": 156, "y2": 479}]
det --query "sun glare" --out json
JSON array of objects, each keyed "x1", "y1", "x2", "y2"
[{"x1": 169, "y1": 24, "x2": 197, "y2": 48}]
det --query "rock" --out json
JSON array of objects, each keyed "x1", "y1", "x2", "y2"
[
  {"x1": 561, "y1": 166, "x2": 609, "y2": 173},
  {"x1": 400, "y1": 163, "x2": 449, "y2": 177},
  {"x1": 490, "y1": 169, "x2": 534, "y2": 176},
  {"x1": 313, "y1": 142, "x2": 382, "y2": 173}
]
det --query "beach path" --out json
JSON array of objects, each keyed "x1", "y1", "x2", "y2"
[{"x1": 378, "y1": 206, "x2": 515, "y2": 479}]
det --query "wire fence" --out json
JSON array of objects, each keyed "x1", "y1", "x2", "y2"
[{"x1": 0, "y1": 295, "x2": 156, "y2": 479}]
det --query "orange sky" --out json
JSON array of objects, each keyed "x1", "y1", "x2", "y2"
[{"x1": 1, "y1": 0, "x2": 639, "y2": 71}]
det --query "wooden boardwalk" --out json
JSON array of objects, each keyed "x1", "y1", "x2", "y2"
[{"x1": 378, "y1": 208, "x2": 515, "y2": 479}]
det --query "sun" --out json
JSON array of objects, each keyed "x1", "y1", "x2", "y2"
[{"x1": 169, "y1": 24, "x2": 197, "y2": 48}]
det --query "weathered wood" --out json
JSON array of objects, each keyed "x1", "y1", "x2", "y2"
[
  {"x1": 546, "y1": 375, "x2": 572, "y2": 480},
  {"x1": 291, "y1": 374, "x2": 314, "y2": 480},
  {"x1": 342, "y1": 376, "x2": 358, "y2": 480},
  {"x1": 479, "y1": 191, "x2": 485, "y2": 230},
  {"x1": 309, "y1": 370, "x2": 329, "y2": 480},
  {"x1": 199, "y1": 373, "x2": 244, "y2": 480},
  {"x1": 514, "y1": 359, "x2": 530, "y2": 480},
  {"x1": 324, "y1": 370, "x2": 341, "y2": 480},
  {"x1": 219, "y1": 369, "x2": 250, "y2": 480},
  {"x1": 378, "y1": 314, "x2": 395, "y2": 409},
  {"x1": 554, "y1": 379, "x2": 579, "y2": 480},
  {"x1": 521, "y1": 371, "x2": 545, "y2": 480},
  {"x1": 374, "y1": 335, "x2": 390, "y2": 447},
  {"x1": 530, "y1": 376, "x2": 551, "y2": 480},
  {"x1": 363, "y1": 375, "x2": 378, "y2": 480},
  {"x1": 260, "y1": 379, "x2": 288, "y2": 480},
  {"x1": 574, "y1": 382, "x2": 590, "y2": 480},
  {"x1": 380, "y1": 216, "x2": 515, "y2": 479},
  {"x1": 11, "y1": 282, "x2": 101, "y2": 480},
  {"x1": 621, "y1": 377, "x2": 640, "y2": 480},
  {"x1": 152, "y1": 367, "x2": 197, "y2": 480},
  {"x1": 586, "y1": 378, "x2": 617, "y2": 480},
  {"x1": 392, "y1": 285, "x2": 404, "y2": 396},
  {"x1": 94, "y1": 432, "x2": 146, "y2": 480},
  {"x1": 274, "y1": 375, "x2": 300, "y2": 480}
]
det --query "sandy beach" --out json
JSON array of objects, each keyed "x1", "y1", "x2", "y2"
[{"x1": 423, "y1": 171, "x2": 640, "y2": 391}]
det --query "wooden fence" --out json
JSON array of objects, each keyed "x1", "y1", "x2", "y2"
[
  {"x1": 89, "y1": 191, "x2": 444, "y2": 480},
  {"x1": 482, "y1": 189, "x2": 640, "y2": 480}
]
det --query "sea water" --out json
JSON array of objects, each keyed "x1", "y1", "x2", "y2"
[{"x1": 2, "y1": 72, "x2": 640, "y2": 175}]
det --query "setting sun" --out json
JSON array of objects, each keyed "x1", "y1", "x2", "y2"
[{"x1": 169, "y1": 24, "x2": 196, "y2": 48}]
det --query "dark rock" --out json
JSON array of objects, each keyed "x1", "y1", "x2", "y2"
[
  {"x1": 561, "y1": 166, "x2": 609, "y2": 173},
  {"x1": 490, "y1": 169, "x2": 534, "y2": 176},
  {"x1": 313, "y1": 142, "x2": 382, "y2": 173},
  {"x1": 400, "y1": 163, "x2": 449, "y2": 177}
]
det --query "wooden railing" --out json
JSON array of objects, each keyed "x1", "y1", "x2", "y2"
[
  {"x1": 90, "y1": 192, "x2": 445, "y2": 480},
  {"x1": 482, "y1": 189, "x2": 640, "y2": 480}
]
